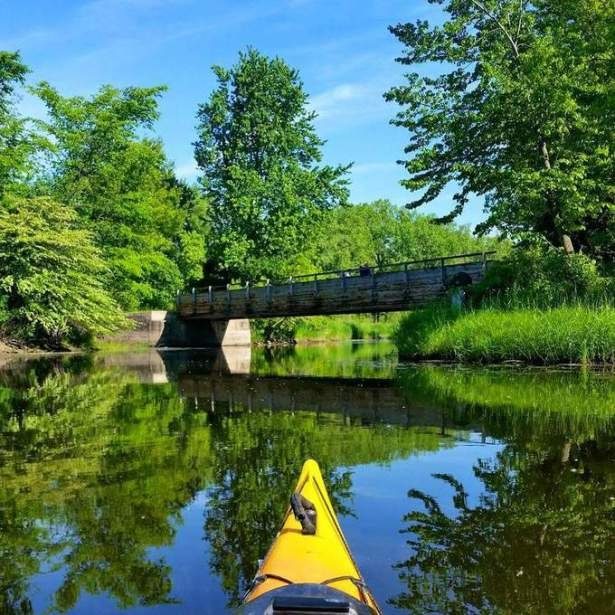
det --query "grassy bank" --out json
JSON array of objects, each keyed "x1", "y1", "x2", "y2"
[
  {"x1": 394, "y1": 305, "x2": 615, "y2": 364},
  {"x1": 252, "y1": 313, "x2": 402, "y2": 345}
]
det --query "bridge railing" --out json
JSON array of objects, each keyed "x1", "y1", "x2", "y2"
[{"x1": 182, "y1": 251, "x2": 496, "y2": 295}]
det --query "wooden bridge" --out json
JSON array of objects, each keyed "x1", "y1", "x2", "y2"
[
  {"x1": 160, "y1": 252, "x2": 493, "y2": 347},
  {"x1": 177, "y1": 252, "x2": 493, "y2": 320}
]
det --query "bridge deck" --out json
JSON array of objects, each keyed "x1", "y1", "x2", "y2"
[{"x1": 177, "y1": 252, "x2": 492, "y2": 320}]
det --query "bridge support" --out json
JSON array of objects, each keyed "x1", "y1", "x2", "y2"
[
  {"x1": 106, "y1": 311, "x2": 251, "y2": 348},
  {"x1": 158, "y1": 313, "x2": 251, "y2": 348}
]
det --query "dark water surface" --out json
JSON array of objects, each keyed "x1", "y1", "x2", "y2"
[{"x1": 0, "y1": 343, "x2": 613, "y2": 614}]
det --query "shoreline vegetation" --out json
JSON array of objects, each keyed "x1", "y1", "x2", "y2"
[{"x1": 394, "y1": 305, "x2": 615, "y2": 366}]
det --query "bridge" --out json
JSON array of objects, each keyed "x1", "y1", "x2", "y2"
[{"x1": 160, "y1": 252, "x2": 493, "y2": 347}]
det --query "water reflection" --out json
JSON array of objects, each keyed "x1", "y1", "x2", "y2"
[{"x1": 0, "y1": 345, "x2": 613, "y2": 614}]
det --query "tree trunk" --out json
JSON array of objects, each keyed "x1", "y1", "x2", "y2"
[{"x1": 539, "y1": 139, "x2": 575, "y2": 253}]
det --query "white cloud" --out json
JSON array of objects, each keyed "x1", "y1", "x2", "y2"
[
  {"x1": 309, "y1": 82, "x2": 386, "y2": 126},
  {"x1": 175, "y1": 160, "x2": 199, "y2": 180},
  {"x1": 352, "y1": 162, "x2": 399, "y2": 175}
]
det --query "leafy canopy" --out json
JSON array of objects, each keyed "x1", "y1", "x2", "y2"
[
  {"x1": 34, "y1": 82, "x2": 206, "y2": 309},
  {"x1": 386, "y1": 0, "x2": 614, "y2": 258},
  {"x1": 0, "y1": 196, "x2": 126, "y2": 346},
  {"x1": 194, "y1": 48, "x2": 349, "y2": 282},
  {"x1": 303, "y1": 199, "x2": 496, "y2": 272}
]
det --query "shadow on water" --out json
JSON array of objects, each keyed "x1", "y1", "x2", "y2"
[{"x1": 0, "y1": 344, "x2": 613, "y2": 613}]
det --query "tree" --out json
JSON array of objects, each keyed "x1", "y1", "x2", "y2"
[
  {"x1": 33, "y1": 83, "x2": 206, "y2": 310},
  {"x1": 305, "y1": 200, "x2": 495, "y2": 272},
  {"x1": 0, "y1": 51, "x2": 38, "y2": 197},
  {"x1": 194, "y1": 48, "x2": 350, "y2": 282},
  {"x1": 0, "y1": 196, "x2": 126, "y2": 346},
  {"x1": 386, "y1": 0, "x2": 614, "y2": 259}
]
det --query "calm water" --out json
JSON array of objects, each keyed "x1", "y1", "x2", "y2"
[{"x1": 1, "y1": 343, "x2": 614, "y2": 614}]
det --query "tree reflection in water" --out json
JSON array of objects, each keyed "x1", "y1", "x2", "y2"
[
  {"x1": 392, "y1": 366, "x2": 615, "y2": 614},
  {"x1": 0, "y1": 351, "x2": 446, "y2": 613}
]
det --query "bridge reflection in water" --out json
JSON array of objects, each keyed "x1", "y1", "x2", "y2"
[{"x1": 101, "y1": 347, "x2": 453, "y2": 430}]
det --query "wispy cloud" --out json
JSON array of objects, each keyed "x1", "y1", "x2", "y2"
[
  {"x1": 175, "y1": 160, "x2": 199, "y2": 180},
  {"x1": 309, "y1": 81, "x2": 388, "y2": 127},
  {"x1": 352, "y1": 162, "x2": 398, "y2": 175}
]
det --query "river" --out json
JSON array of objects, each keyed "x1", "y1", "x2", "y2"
[{"x1": 0, "y1": 343, "x2": 613, "y2": 614}]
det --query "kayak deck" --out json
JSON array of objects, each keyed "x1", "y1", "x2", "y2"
[{"x1": 243, "y1": 459, "x2": 380, "y2": 614}]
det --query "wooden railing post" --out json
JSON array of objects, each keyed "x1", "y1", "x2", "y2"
[
  {"x1": 314, "y1": 273, "x2": 319, "y2": 295},
  {"x1": 440, "y1": 258, "x2": 447, "y2": 286},
  {"x1": 266, "y1": 279, "x2": 272, "y2": 303},
  {"x1": 404, "y1": 263, "x2": 410, "y2": 287},
  {"x1": 245, "y1": 281, "x2": 250, "y2": 300},
  {"x1": 371, "y1": 270, "x2": 377, "y2": 303},
  {"x1": 288, "y1": 277, "x2": 294, "y2": 297},
  {"x1": 208, "y1": 285, "x2": 213, "y2": 303},
  {"x1": 192, "y1": 287, "x2": 197, "y2": 315},
  {"x1": 226, "y1": 283, "x2": 231, "y2": 310}
]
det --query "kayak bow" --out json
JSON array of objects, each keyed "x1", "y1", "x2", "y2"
[{"x1": 240, "y1": 459, "x2": 381, "y2": 614}]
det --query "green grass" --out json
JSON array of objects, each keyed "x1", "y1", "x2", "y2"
[
  {"x1": 394, "y1": 305, "x2": 615, "y2": 364},
  {"x1": 294, "y1": 314, "x2": 401, "y2": 342},
  {"x1": 252, "y1": 313, "x2": 403, "y2": 345}
]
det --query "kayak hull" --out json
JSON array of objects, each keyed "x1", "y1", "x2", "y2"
[{"x1": 242, "y1": 459, "x2": 380, "y2": 614}]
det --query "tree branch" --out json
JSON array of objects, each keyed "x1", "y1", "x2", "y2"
[
  {"x1": 516, "y1": 0, "x2": 527, "y2": 40},
  {"x1": 468, "y1": 0, "x2": 520, "y2": 57}
]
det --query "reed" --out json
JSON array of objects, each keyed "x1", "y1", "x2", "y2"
[{"x1": 394, "y1": 304, "x2": 615, "y2": 364}]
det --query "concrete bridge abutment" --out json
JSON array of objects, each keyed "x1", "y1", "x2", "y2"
[
  {"x1": 158, "y1": 313, "x2": 251, "y2": 348},
  {"x1": 108, "y1": 311, "x2": 252, "y2": 348}
]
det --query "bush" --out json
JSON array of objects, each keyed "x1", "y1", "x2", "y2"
[
  {"x1": 473, "y1": 247, "x2": 610, "y2": 308},
  {"x1": 0, "y1": 196, "x2": 127, "y2": 348},
  {"x1": 251, "y1": 314, "x2": 402, "y2": 345}
]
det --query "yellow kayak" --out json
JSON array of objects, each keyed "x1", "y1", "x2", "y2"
[{"x1": 240, "y1": 459, "x2": 381, "y2": 614}]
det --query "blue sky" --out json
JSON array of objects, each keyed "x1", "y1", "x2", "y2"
[{"x1": 1, "y1": 0, "x2": 483, "y2": 226}]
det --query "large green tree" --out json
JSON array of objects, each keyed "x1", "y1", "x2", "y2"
[
  {"x1": 34, "y1": 83, "x2": 206, "y2": 310},
  {"x1": 386, "y1": 0, "x2": 614, "y2": 258},
  {"x1": 194, "y1": 48, "x2": 350, "y2": 282}
]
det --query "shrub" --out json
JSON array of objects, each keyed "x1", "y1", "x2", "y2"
[
  {"x1": 473, "y1": 247, "x2": 610, "y2": 308},
  {"x1": 0, "y1": 196, "x2": 127, "y2": 347}
]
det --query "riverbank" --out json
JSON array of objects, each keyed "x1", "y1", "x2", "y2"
[
  {"x1": 394, "y1": 305, "x2": 615, "y2": 365},
  {"x1": 251, "y1": 314, "x2": 402, "y2": 345}
]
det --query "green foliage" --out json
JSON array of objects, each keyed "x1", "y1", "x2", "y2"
[
  {"x1": 304, "y1": 199, "x2": 498, "y2": 273},
  {"x1": 386, "y1": 0, "x2": 615, "y2": 258},
  {"x1": 194, "y1": 48, "x2": 349, "y2": 282},
  {"x1": 250, "y1": 341, "x2": 399, "y2": 380},
  {"x1": 394, "y1": 304, "x2": 615, "y2": 364},
  {"x1": 34, "y1": 82, "x2": 206, "y2": 309},
  {"x1": 251, "y1": 314, "x2": 402, "y2": 345},
  {"x1": 474, "y1": 247, "x2": 612, "y2": 307},
  {"x1": 0, "y1": 196, "x2": 127, "y2": 346},
  {"x1": 0, "y1": 51, "x2": 40, "y2": 197}
]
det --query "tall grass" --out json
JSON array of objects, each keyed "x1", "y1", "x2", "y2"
[{"x1": 394, "y1": 304, "x2": 615, "y2": 364}]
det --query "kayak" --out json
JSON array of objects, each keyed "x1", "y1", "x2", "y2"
[{"x1": 239, "y1": 459, "x2": 381, "y2": 614}]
